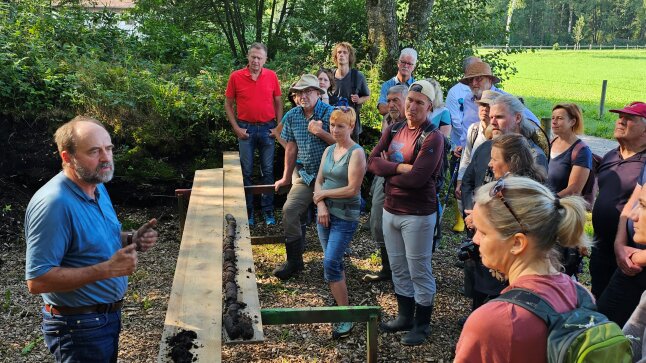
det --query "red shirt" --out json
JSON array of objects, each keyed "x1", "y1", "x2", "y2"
[
  {"x1": 225, "y1": 67, "x2": 281, "y2": 122},
  {"x1": 454, "y1": 273, "x2": 585, "y2": 363}
]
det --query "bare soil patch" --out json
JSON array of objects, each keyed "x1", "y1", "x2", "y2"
[{"x1": 1, "y1": 190, "x2": 470, "y2": 362}]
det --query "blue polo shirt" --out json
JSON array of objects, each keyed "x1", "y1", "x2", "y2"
[
  {"x1": 25, "y1": 172, "x2": 126, "y2": 307},
  {"x1": 377, "y1": 75, "x2": 416, "y2": 105}
]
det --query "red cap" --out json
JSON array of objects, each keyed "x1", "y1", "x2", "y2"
[{"x1": 609, "y1": 101, "x2": 646, "y2": 118}]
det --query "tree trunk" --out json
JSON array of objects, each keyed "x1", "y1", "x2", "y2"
[
  {"x1": 505, "y1": 0, "x2": 517, "y2": 46},
  {"x1": 400, "y1": 0, "x2": 434, "y2": 47},
  {"x1": 366, "y1": 0, "x2": 399, "y2": 80},
  {"x1": 568, "y1": 3, "x2": 573, "y2": 34}
]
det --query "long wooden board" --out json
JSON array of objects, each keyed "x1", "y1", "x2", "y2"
[
  {"x1": 222, "y1": 152, "x2": 264, "y2": 344},
  {"x1": 158, "y1": 169, "x2": 224, "y2": 363}
]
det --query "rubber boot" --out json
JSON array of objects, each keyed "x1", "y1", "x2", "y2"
[
  {"x1": 300, "y1": 223, "x2": 307, "y2": 253},
  {"x1": 380, "y1": 294, "x2": 415, "y2": 332},
  {"x1": 452, "y1": 204, "x2": 465, "y2": 232},
  {"x1": 401, "y1": 303, "x2": 433, "y2": 346},
  {"x1": 273, "y1": 239, "x2": 304, "y2": 280},
  {"x1": 363, "y1": 246, "x2": 392, "y2": 282}
]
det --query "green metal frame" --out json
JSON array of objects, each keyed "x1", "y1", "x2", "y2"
[{"x1": 261, "y1": 306, "x2": 381, "y2": 362}]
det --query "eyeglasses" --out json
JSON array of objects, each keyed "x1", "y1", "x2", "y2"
[
  {"x1": 489, "y1": 178, "x2": 525, "y2": 232},
  {"x1": 295, "y1": 88, "x2": 316, "y2": 96},
  {"x1": 399, "y1": 60, "x2": 415, "y2": 67}
]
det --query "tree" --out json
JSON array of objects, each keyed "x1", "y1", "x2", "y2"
[
  {"x1": 573, "y1": 15, "x2": 585, "y2": 49},
  {"x1": 366, "y1": 0, "x2": 399, "y2": 80}
]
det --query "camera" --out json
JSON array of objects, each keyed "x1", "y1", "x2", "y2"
[{"x1": 457, "y1": 239, "x2": 479, "y2": 261}]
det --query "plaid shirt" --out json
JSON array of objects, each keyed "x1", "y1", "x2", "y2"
[{"x1": 280, "y1": 100, "x2": 334, "y2": 185}]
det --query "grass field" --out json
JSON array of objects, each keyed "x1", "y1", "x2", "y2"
[{"x1": 494, "y1": 50, "x2": 646, "y2": 139}]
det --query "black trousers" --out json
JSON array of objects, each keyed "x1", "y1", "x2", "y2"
[
  {"x1": 597, "y1": 268, "x2": 646, "y2": 327},
  {"x1": 589, "y1": 248, "x2": 617, "y2": 299}
]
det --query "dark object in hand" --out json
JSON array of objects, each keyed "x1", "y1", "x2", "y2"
[{"x1": 457, "y1": 239, "x2": 479, "y2": 262}]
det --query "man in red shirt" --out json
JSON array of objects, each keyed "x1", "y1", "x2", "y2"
[{"x1": 225, "y1": 43, "x2": 283, "y2": 225}]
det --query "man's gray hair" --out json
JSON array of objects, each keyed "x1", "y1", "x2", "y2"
[
  {"x1": 490, "y1": 94, "x2": 536, "y2": 138},
  {"x1": 400, "y1": 48, "x2": 418, "y2": 63},
  {"x1": 248, "y1": 42, "x2": 268, "y2": 55},
  {"x1": 387, "y1": 84, "x2": 408, "y2": 98},
  {"x1": 462, "y1": 56, "x2": 481, "y2": 73}
]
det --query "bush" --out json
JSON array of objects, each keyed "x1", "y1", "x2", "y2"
[{"x1": 553, "y1": 42, "x2": 560, "y2": 50}]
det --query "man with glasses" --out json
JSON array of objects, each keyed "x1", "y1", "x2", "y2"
[
  {"x1": 225, "y1": 42, "x2": 283, "y2": 226},
  {"x1": 457, "y1": 61, "x2": 539, "y2": 150},
  {"x1": 364, "y1": 85, "x2": 409, "y2": 283},
  {"x1": 331, "y1": 42, "x2": 370, "y2": 140},
  {"x1": 377, "y1": 48, "x2": 417, "y2": 116},
  {"x1": 273, "y1": 74, "x2": 335, "y2": 280}
]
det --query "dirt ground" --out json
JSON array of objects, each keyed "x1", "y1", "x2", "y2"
[{"x1": 1, "y1": 187, "x2": 473, "y2": 362}]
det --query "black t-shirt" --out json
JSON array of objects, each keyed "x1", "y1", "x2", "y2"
[
  {"x1": 592, "y1": 148, "x2": 646, "y2": 254},
  {"x1": 548, "y1": 139, "x2": 593, "y2": 193},
  {"x1": 334, "y1": 69, "x2": 370, "y2": 136}
]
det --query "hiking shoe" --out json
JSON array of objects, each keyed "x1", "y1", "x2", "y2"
[
  {"x1": 332, "y1": 322, "x2": 354, "y2": 339},
  {"x1": 264, "y1": 212, "x2": 276, "y2": 226}
]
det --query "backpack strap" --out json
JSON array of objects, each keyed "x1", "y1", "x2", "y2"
[
  {"x1": 496, "y1": 284, "x2": 593, "y2": 325},
  {"x1": 570, "y1": 139, "x2": 585, "y2": 163},
  {"x1": 414, "y1": 121, "x2": 438, "y2": 158}
]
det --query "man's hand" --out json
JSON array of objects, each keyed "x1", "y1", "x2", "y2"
[
  {"x1": 107, "y1": 243, "x2": 138, "y2": 278},
  {"x1": 464, "y1": 209, "x2": 474, "y2": 230},
  {"x1": 234, "y1": 126, "x2": 249, "y2": 140},
  {"x1": 350, "y1": 94, "x2": 360, "y2": 104},
  {"x1": 308, "y1": 120, "x2": 324, "y2": 136},
  {"x1": 455, "y1": 181, "x2": 462, "y2": 199},
  {"x1": 269, "y1": 127, "x2": 280, "y2": 139},
  {"x1": 275, "y1": 177, "x2": 291, "y2": 192},
  {"x1": 453, "y1": 146, "x2": 463, "y2": 158},
  {"x1": 134, "y1": 219, "x2": 158, "y2": 252},
  {"x1": 615, "y1": 245, "x2": 643, "y2": 276}
]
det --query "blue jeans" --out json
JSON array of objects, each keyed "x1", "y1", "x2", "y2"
[
  {"x1": 237, "y1": 120, "x2": 276, "y2": 214},
  {"x1": 317, "y1": 214, "x2": 359, "y2": 282},
  {"x1": 41, "y1": 308, "x2": 122, "y2": 363}
]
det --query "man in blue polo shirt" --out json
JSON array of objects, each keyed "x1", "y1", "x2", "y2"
[
  {"x1": 25, "y1": 116, "x2": 158, "y2": 363},
  {"x1": 377, "y1": 48, "x2": 417, "y2": 116}
]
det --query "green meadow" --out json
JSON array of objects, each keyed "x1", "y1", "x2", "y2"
[{"x1": 494, "y1": 50, "x2": 646, "y2": 139}]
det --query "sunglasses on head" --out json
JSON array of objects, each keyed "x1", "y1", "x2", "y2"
[{"x1": 489, "y1": 177, "x2": 525, "y2": 232}]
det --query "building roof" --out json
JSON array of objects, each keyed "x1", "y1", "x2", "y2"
[{"x1": 80, "y1": 0, "x2": 135, "y2": 11}]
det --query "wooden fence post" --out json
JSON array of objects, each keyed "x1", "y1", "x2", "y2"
[{"x1": 599, "y1": 80, "x2": 608, "y2": 119}]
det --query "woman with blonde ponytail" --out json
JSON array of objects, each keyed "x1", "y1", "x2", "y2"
[{"x1": 455, "y1": 176, "x2": 592, "y2": 362}]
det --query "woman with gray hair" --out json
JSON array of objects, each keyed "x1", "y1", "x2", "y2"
[{"x1": 455, "y1": 176, "x2": 591, "y2": 362}]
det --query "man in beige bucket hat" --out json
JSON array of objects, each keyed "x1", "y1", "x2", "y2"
[
  {"x1": 456, "y1": 60, "x2": 539, "y2": 149},
  {"x1": 273, "y1": 74, "x2": 335, "y2": 280}
]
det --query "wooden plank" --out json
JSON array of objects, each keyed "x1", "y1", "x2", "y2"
[
  {"x1": 222, "y1": 152, "x2": 264, "y2": 344},
  {"x1": 244, "y1": 183, "x2": 291, "y2": 195},
  {"x1": 158, "y1": 169, "x2": 224, "y2": 363},
  {"x1": 250, "y1": 235, "x2": 284, "y2": 245}
]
